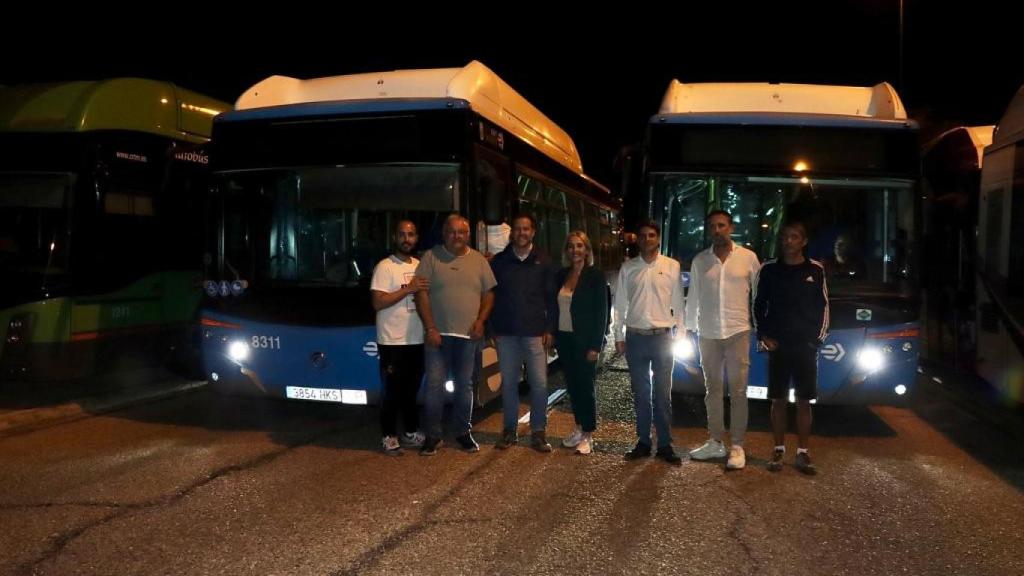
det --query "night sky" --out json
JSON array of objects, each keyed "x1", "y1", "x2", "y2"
[{"x1": 3, "y1": 1, "x2": 1018, "y2": 186}]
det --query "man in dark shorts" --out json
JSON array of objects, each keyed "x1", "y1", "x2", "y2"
[{"x1": 753, "y1": 220, "x2": 830, "y2": 475}]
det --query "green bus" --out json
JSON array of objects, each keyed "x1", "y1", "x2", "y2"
[{"x1": 0, "y1": 78, "x2": 229, "y2": 382}]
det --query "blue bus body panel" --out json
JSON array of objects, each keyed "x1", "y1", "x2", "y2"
[
  {"x1": 672, "y1": 322, "x2": 919, "y2": 405},
  {"x1": 200, "y1": 310, "x2": 382, "y2": 404}
]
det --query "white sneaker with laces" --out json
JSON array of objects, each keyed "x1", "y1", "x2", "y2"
[
  {"x1": 401, "y1": 431, "x2": 426, "y2": 447},
  {"x1": 575, "y1": 433, "x2": 593, "y2": 455},
  {"x1": 726, "y1": 445, "x2": 746, "y2": 470},
  {"x1": 562, "y1": 426, "x2": 585, "y2": 448},
  {"x1": 689, "y1": 439, "x2": 727, "y2": 460},
  {"x1": 382, "y1": 435, "x2": 403, "y2": 455}
]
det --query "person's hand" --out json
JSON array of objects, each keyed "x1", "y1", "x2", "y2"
[
  {"x1": 469, "y1": 320, "x2": 486, "y2": 340},
  {"x1": 615, "y1": 341, "x2": 626, "y2": 355},
  {"x1": 542, "y1": 332, "x2": 554, "y2": 352},
  {"x1": 408, "y1": 277, "x2": 430, "y2": 294},
  {"x1": 761, "y1": 337, "x2": 779, "y2": 352},
  {"x1": 586, "y1": 350, "x2": 599, "y2": 362},
  {"x1": 426, "y1": 328, "x2": 442, "y2": 348}
]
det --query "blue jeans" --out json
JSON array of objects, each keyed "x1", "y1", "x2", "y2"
[
  {"x1": 625, "y1": 332, "x2": 675, "y2": 448},
  {"x1": 496, "y1": 336, "x2": 549, "y2": 433},
  {"x1": 423, "y1": 336, "x2": 479, "y2": 439}
]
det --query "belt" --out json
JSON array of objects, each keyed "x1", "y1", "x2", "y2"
[{"x1": 626, "y1": 327, "x2": 672, "y2": 336}]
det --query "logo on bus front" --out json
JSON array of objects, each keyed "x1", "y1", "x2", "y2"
[
  {"x1": 363, "y1": 342, "x2": 378, "y2": 358},
  {"x1": 820, "y1": 343, "x2": 846, "y2": 362},
  {"x1": 174, "y1": 150, "x2": 209, "y2": 165}
]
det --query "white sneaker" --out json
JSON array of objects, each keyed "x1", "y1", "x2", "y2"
[
  {"x1": 726, "y1": 445, "x2": 746, "y2": 470},
  {"x1": 381, "y1": 435, "x2": 403, "y2": 456},
  {"x1": 401, "y1": 431, "x2": 426, "y2": 447},
  {"x1": 562, "y1": 426, "x2": 585, "y2": 448},
  {"x1": 689, "y1": 439, "x2": 727, "y2": 460},
  {"x1": 575, "y1": 433, "x2": 593, "y2": 455}
]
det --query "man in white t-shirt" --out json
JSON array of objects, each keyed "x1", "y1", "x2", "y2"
[{"x1": 370, "y1": 220, "x2": 430, "y2": 455}]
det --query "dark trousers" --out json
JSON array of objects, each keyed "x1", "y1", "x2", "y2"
[
  {"x1": 557, "y1": 331, "x2": 598, "y2": 432},
  {"x1": 378, "y1": 344, "x2": 424, "y2": 436}
]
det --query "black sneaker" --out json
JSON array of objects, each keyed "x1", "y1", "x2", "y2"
[
  {"x1": 495, "y1": 429, "x2": 517, "y2": 450},
  {"x1": 455, "y1": 433, "x2": 480, "y2": 453},
  {"x1": 624, "y1": 442, "x2": 652, "y2": 461},
  {"x1": 795, "y1": 452, "x2": 817, "y2": 476},
  {"x1": 767, "y1": 448, "x2": 784, "y2": 472},
  {"x1": 420, "y1": 437, "x2": 442, "y2": 456},
  {"x1": 531, "y1": 431, "x2": 553, "y2": 453},
  {"x1": 655, "y1": 446, "x2": 684, "y2": 466}
]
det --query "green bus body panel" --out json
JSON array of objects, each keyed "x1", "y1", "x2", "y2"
[
  {"x1": 69, "y1": 271, "x2": 202, "y2": 335},
  {"x1": 0, "y1": 271, "x2": 200, "y2": 355},
  {"x1": 0, "y1": 298, "x2": 72, "y2": 349},
  {"x1": 0, "y1": 78, "x2": 229, "y2": 141}
]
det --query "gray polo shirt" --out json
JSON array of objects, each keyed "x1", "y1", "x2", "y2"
[{"x1": 415, "y1": 245, "x2": 497, "y2": 338}]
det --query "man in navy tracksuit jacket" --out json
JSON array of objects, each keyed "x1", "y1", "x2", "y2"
[{"x1": 754, "y1": 220, "x2": 829, "y2": 475}]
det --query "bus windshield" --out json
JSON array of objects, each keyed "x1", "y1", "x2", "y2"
[
  {"x1": 217, "y1": 164, "x2": 459, "y2": 287},
  {"x1": 0, "y1": 173, "x2": 71, "y2": 275},
  {"x1": 655, "y1": 173, "x2": 917, "y2": 297}
]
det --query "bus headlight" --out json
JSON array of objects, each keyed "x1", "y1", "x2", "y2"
[
  {"x1": 673, "y1": 338, "x2": 695, "y2": 360},
  {"x1": 856, "y1": 347, "x2": 885, "y2": 373},
  {"x1": 6, "y1": 314, "x2": 31, "y2": 345},
  {"x1": 228, "y1": 340, "x2": 250, "y2": 362}
]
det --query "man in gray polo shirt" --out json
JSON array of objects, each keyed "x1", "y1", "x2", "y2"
[{"x1": 415, "y1": 214, "x2": 497, "y2": 455}]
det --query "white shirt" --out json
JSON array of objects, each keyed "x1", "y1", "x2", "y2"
[
  {"x1": 685, "y1": 243, "x2": 760, "y2": 340},
  {"x1": 477, "y1": 222, "x2": 511, "y2": 254},
  {"x1": 612, "y1": 254, "x2": 686, "y2": 342},
  {"x1": 558, "y1": 287, "x2": 574, "y2": 332},
  {"x1": 370, "y1": 255, "x2": 424, "y2": 345}
]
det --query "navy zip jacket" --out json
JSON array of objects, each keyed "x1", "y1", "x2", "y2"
[
  {"x1": 489, "y1": 244, "x2": 558, "y2": 337},
  {"x1": 753, "y1": 258, "x2": 830, "y2": 347}
]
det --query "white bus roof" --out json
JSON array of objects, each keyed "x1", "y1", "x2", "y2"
[
  {"x1": 658, "y1": 81, "x2": 908, "y2": 120},
  {"x1": 235, "y1": 61, "x2": 585, "y2": 176},
  {"x1": 925, "y1": 125, "x2": 995, "y2": 167},
  {"x1": 991, "y1": 84, "x2": 1024, "y2": 152}
]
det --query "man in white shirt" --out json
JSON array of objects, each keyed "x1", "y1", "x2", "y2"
[
  {"x1": 685, "y1": 210, "x2": 760, "y2": 470},
  {"x1": 370, "y1": 220, "x2": 430, "y2": 456},
  {"x1": 613, "y1": 220, "x2": 686, "y2": 465}
]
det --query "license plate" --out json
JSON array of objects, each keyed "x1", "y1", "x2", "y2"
[
  {"x1": 286, "y1": 386, "x2": 341, "y2": 402},
  {"x1": 747, "y1": 386, "x2": 768, "y2": 400}
]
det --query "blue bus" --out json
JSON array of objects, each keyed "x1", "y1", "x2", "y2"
[
  {"x1": 199, "y1": 61, "x2": 619, "y2": 405},
  {"x1": 637, "y1": 81, "x2": 920, "y2": 405}
]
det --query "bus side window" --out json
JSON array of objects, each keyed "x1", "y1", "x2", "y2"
[
  {"x1": 585, "y1": 203, "x2": 601, "y2": 267},
  {"x1": 517, "y1": 172, "x2": 545, "y2": 249},
  {"x1": 544, "y1": 184, "x2": 568, "y2": 255}
]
